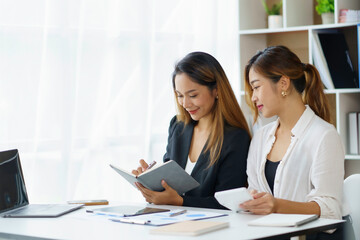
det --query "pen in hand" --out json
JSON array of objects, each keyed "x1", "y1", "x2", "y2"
[{"x1": 147, "y1": 161, "x2": 157, "y2": 170}]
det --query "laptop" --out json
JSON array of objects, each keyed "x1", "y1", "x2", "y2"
[{"x1": 0, "y1": 149, "x2": 83, "y2": 218}]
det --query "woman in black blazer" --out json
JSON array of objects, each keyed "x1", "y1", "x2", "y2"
[{"x1": 133, "y1": 52, "x2": 251, "y2": 209}]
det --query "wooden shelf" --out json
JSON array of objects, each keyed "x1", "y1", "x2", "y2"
[
  {"x1": 325, "y1": 89, "x2": 360, "y2": 94},
  {"x1": 239, "y1": 22, "x2": 359, "y2": 35},
  {"x1": 345, "y1": 155, "x2": 360, "y2": 160}
]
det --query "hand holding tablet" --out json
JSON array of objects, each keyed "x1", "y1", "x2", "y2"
[{"x1": 214, "y1": 187, "x2": 253, "y2": 212}]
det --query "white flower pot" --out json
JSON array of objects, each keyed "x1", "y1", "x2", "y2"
[
  {"x1": 321, "y1": 12, "x2": 334, "y2": 24},
  {"x1": 268, "y1": 15, "x2": 283, "y2": 29}
]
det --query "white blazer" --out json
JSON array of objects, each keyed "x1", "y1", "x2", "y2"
[{"x1": 247, "y1": 106, "x2": 345, "y2": 219}]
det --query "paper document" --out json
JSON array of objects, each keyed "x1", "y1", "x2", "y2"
[
  {"x1": 214, "y1": 187, "x2": 253, "y2": 212},
  {"x1": 110, "y1": 209, "x2": 228, "y2": 226}
]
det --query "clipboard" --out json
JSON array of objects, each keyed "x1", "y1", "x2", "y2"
[{"x1": 109, "y1": 209, "x2": 228, "y2": 226}]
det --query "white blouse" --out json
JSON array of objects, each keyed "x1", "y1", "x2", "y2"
[
  {"x1": 185, "y1": 157, "x2": 196, "y2": 175},
  {"x1": 247, "y1": 106, "x2": 345, "y2": 219}
]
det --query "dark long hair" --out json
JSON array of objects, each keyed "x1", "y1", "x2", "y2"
[
  {"x1": 244, "y1": 45, "x2": 331, "y2": 123},
  {"x1": 172, "y1": 52, "x2": 250, "y2": 166}
]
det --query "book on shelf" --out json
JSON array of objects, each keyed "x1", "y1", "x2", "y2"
[
  {"x1": 110, "y1": 160, "x2": 200, "y2": 195},
  {"x1": 339, "y1": 9, "x2": 360, "y2": 23},
  {"x1": 358, "y1": 24, "x2": 360, "y2": 87},
  {"x1": 317, "y1": 31, "x2": 358, "y2": 89},
  {"x1": 312, "y1": 32, "x2": 334, "y2": 89},
  {"x1": 348, "y1": 112, "x2": 360, "y2": 155}
]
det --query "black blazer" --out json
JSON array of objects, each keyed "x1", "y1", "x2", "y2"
[{"x1": 163, "y1": 116, "x2": 250, "y2": 209}]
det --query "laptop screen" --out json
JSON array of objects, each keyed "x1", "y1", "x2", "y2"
[{"x1": 0, "y1": 149, "x2": 29, "y2": 214}]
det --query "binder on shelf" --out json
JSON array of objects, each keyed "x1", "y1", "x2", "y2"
[
  {"x1": 317, "y1": 31, "x2": 358, "y2": 88},
  {"x1": 358, "y1": 112, "x2": 360, "y2": 156},
  {"x1": 348, "y1": 112, "x2": 359, "y2": 155},
  {"x1": 312, "y1": 32, "x2": 334, "y2": 89},
  {"x1": 358, "y1": 24, "x2": 360, "y2": 88}
]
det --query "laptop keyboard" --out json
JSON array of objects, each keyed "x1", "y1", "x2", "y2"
[{"x1": 6, "y1": 204, "x2": 82, "y2": 217}]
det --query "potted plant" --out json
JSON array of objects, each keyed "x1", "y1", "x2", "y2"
[
  {"x1": 261, "y1": 0, "x2": 283, "y2": 29},
  {"x1": 315, "y1": 0, "x2": 334, "y2": 24}
]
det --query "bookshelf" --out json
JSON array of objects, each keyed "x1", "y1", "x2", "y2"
[{"x1": 238, "y1": 0, "x2": 360, "y2": 176}]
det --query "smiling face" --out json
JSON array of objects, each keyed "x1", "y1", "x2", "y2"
[
  {"x1": 174, "y1": 73, "x2": 217, "y2": 121},
  {"x1": 249, "y1": 67, "x2": 283, "y2": 119}
]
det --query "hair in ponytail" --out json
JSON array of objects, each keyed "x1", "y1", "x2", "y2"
[
  {"x1": 302, "y1": 63, "x2": 331, "y2": 122},
  {"x1": 244, "y1": 45, "x2": 331, "y2": 123}
]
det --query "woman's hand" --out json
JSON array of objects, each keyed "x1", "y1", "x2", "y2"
[
  {"x1": 135, "y1": 180, "x2": 184, "y2": 206},
  {"x1": 240, "y1": 192, "x2": 278, "y2": 215},
  {"x1": 131, "y1": 159, "x2": 148, "y2": 176}
]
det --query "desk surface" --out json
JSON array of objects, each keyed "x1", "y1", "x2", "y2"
[{"x1": 0, "y1": 203, "x2": 343, "y2": 240}]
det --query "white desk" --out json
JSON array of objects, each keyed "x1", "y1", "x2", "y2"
[{"x1": 0, "y1": 203, "x2": 344, "y2": 240}]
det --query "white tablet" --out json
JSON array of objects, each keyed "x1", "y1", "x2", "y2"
[{"x1": 214, "y1": 187, "x2": 253, "y2": 212}]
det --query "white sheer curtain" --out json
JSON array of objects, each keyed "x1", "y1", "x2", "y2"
[{"x1": 0, "y1": 0, "x2": 239, "y2": 203}]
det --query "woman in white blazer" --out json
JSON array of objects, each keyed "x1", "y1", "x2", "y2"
[{"x1": 241, "y1": 45, "x2": 354, "y2": 240}]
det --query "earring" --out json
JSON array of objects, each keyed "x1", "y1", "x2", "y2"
[
  {"x1": 281, "y1": 91, "x2": 287, "y2": 97},
  {"x1": 216, "y1": 95, "x2": 219, "y2": 99}
]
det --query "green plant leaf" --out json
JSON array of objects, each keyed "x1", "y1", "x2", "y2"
[
  {"x1": 261, "y1": 0, "x2": 282, "y2": 15},
  {"x1": 315, "y1": 0, "x2": 334, "y2": 15},
  {"x1": 261, "y1": 0, "x2": 271, "y2": 15}
]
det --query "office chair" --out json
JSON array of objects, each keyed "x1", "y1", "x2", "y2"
[{"x1": 344, "y1": 174, "x2": 360, "y2": 240}]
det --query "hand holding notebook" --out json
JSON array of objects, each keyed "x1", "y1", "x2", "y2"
[{"x1": 110, "y1": 160, "x2": 200, "y2": 195}]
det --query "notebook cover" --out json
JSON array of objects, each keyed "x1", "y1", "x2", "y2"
[{"x1": 110, "y1": 160, "x2": 200, "y2": 195}]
